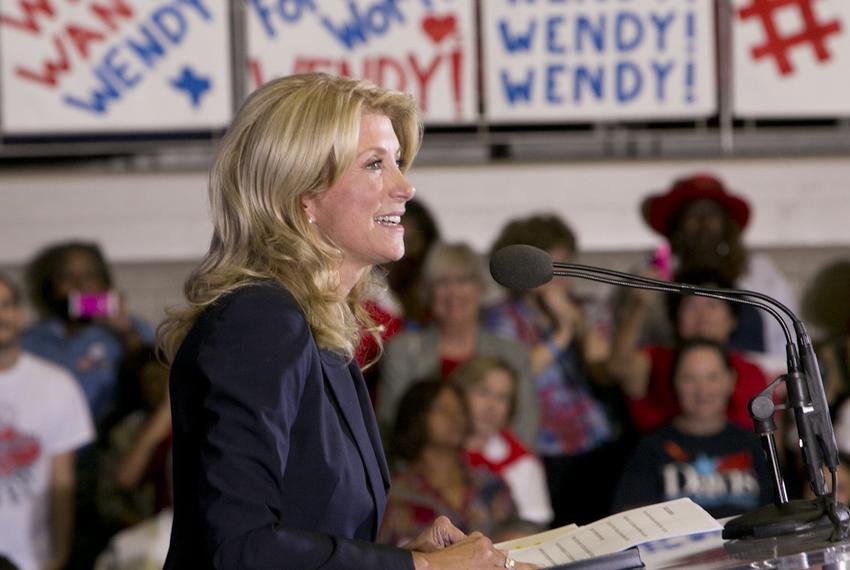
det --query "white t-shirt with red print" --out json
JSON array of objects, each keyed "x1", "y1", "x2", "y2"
[
  {"x1": 0, "y1": 352, "x2": 94, "y2": 570},
  {"x1": 465, "y1": 430, "x2": 553, "y2": 526}
]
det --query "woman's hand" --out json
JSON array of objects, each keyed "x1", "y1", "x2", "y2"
[
  {"x1": 536, "y1": 285, "x2": 584, "y2": 349},
  {"x1": 100, "y1": 291, "x2": 145, "y2": 350},
  {"x1": 404, "y1": 516, "x2": 467, "y2": 552},
  {"x1": 411, "y1": 531, "x2": 538, "y2": 570}
]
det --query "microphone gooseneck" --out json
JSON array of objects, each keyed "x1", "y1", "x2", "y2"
[{"x1": 490, "y1": 244, "x2": 794, "y2": 347}]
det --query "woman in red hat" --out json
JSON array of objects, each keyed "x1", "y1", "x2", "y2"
[{"x1": 634, "y1": 173, "x2": 798, "y2": 361}]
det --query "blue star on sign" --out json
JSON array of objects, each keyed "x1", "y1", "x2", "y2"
[
  {"x1": 171, "y1": 66, "x2": 211, "y2": 108},
  {"x1": 692, "y1": 454, "x2": 717, "y2": 476}
]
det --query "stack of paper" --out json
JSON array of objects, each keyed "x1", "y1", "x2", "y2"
[{"x1": 495, "y1": 498, "x2": 722, "y2": 568}]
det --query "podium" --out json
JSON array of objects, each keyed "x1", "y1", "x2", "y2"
[{"x1": 639, "y1": 525, "x2": 850, "y2": 569}]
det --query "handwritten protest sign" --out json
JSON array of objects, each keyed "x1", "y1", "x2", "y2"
[
  {"x1": 246, "y1": 0, "x2": 477, "y2": 124},
  {"x1": 0, "y1": 0, "x2": 232, "y2": 134},
  {"x1": 481, "y1": 0, "x2": 716, "y2": 122},
  {"x1": 732, "y1": 0, "x2": 850, "y2": 117}
]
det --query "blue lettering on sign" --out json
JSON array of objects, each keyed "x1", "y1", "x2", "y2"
[
  {"x1": 574, "y1": 65, "x2": 603, "y2": 102},
  {"x1": 685, "y1": 61, "x2": 695, "y2": 102},
  {"x1": 545, "y1": 63, "x2": 565, "y2": 103},
  {"x1": 650, "y1": 12, "x2": 675, "y2": 51},
  {"x1": 177, "y1": 0, "x2": 212, "y2": 20},
  {"x1": 651, "y1": 61, "x2": 673, "y2": 101},
  {"x1": 248, "y1": 0, "x2": 317, "y2": 39},
  {"x1": 125, "y1": 25, "x2": 166, "y2": 69},
  {"x1": 546, "y1": 16, "x2": 565, "y2": 54},
  {"x1": 686, "y1": 9, "x2": 696, "y2": 53},
  {"x1": 616, "y1": 61, "x2": 641, "y2": 102},
  {"x1": 249, "y1": 0, "x2": 275, "y2": 37},
  {"x1": 499, "y1": 19, "x2": 536, "y2": 53},
  {"x1": 152, "y1": 6, "x2": 188, "y2": 44},
  {"x1": 320, "y1": 0, "x2": 405, "y2": 50},
  {"x1": 615, "y1": 11, "x2": 643, "y2": 52},
  {"x1": 64, "y1": 65, "x2": 122, "y2": 113},
  {"x1": 575, "y1": 15, "x2": 605, "y2": 53},
  {"x1": 279, "y1": 0, "x2": 313, "y2": 21},
  {"x1": 103, "y1": 46, "x2": 141, "y2": 88},
  {"x1": 501, "y1": 69, "x2": 534, "y2": 103},
  {"x1": 62, "y1": 0, "x2": 215, "y2": 114},
  {"x1": 494, "y1": 5, "x2": 701, "y2": 109}
]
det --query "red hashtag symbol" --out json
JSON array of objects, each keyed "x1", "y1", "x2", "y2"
[{"x1": 738, "y1": 0, "x2": 842, "y2": 75}]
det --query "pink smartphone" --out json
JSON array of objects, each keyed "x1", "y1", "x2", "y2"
[{"x1": 68, "y1": 290, "x2": 118, "y2": 320}]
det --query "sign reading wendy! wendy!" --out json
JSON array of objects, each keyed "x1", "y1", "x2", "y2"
[
  {"x1": 245, "y1": 0, "x2": 478, "y2": 125},
  {"x1": 0, "y1": 0, "x2": 233, "y2": 134},
  {"x1": 481, "y1": 0, "x2": 717, "y2": 122}
]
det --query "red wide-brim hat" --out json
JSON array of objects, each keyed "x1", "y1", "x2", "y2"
[{"x1": 642, "y1": 174, "x2": 751, "y2": 237}]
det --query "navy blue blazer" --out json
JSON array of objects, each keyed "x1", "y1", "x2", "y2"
[{"x1": 165, "y1": 282, "x2": 414, "y2": 569}]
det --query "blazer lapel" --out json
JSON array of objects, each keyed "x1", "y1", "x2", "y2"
[{"x1": 320, "y1": 352, "x2": 386, "y2": 538}]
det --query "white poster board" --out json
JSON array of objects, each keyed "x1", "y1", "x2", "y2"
[
  {"x1": 245, "y1": 0, "x2": 477, "y2": 125},
  {"x1": 0, "y1": 0, "x2": 232, "y2": 134},
  {"x1": 732, "y1": 0, "x2": 850, "y2": 117},
  {"x1": 481, "y1": 0, "x2": 717, "y2": 122}
]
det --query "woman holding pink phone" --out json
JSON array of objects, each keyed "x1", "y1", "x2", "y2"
[{"x1": 22, "y1": 240, "x2": 155, "y2": 568}]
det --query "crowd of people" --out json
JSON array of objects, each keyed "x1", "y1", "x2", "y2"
[{"x1": 1, "y1": 148, "x2": 849, "y2": 566}]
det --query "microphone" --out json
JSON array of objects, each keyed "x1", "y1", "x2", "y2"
[
  {"x1": 490, "y1": 245, "x2": 794, "y2": 346},
  {"x1": 489, "y1": 244, "x2": 553, "y2": 290},
  {"x1": 490, "y1": 244, "x2": 849, "y2": 540}
]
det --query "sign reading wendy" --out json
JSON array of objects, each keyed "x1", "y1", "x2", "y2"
[
  {"x1": 246, "y1": 0, "x2": 477, "y2": 125},
  {"x1": 0, "y1": 0, "x2": 232, "y2": 134},
  {"x1": 481, "y1": 0, "x2": 717, "y2": 122}
]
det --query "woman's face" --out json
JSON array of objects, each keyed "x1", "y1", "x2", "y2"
[
  {"x1": 674, "y1": 346, "x2": 735, "y2": 424},
  {"x1": 425, "y1": 387, "x2": 467, "y2": 450},
  {"x1": 56, "y1": 249, "x2": 106, "y2": 297},
  {"x1": 429, "y1": 269, "x2": 481, "y2": 327},
  {"x1": 677, "y1": 296, "x2": 736, "y2": 342},
  {"x1": 0, "y1": 281, "x2": 25, "y2": 352},
  {"x1": 302, "y1": 112, "x2": 415, "y2": 282},
  {"x1": 678, "y1": 199, "x2": 728, "y2": 247},
  {"x1": 465, "y1": 368, "x2": 514, "y2": 440},
  {"x1": 527, "y1": 245, "x2": 573, "y2": 300}
]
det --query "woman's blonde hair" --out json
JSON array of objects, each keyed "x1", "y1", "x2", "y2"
[{"x1": 158, "y1": 73, "x2": 421, "y2": 364}]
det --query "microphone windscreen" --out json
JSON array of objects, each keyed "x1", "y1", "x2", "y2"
[{"x1": 489, "y1": 244, "x2": 553, "y2": 290}]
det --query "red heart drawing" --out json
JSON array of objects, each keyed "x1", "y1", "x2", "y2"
[{"x1": 422, "y1": 14, "x2": 457, "y2": 44}]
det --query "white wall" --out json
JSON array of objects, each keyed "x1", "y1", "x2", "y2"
[
  {"x1": 2, "y1": 155, "x2": 850, "y2": 265},
  {"x1": 412, "y1": 156, "x2": 850, "y2": 252}
]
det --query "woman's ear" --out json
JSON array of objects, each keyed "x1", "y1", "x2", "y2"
[{"x1": 301, "y1": 194, "x2": 317, "y2": 224}]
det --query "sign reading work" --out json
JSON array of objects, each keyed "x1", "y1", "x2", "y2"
[
  {"x1": 0, "y1": 0, "x2": 232, "y2": 134},
  {"x1": 481, "y1": 0, "x2": 716, "y2": 122},
  {"x1": 246, "y1": 0, "x2": 477, "y2": 124},
  {"x1": 732, "y1": 0, "x2": 850, "y2": 117}
]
